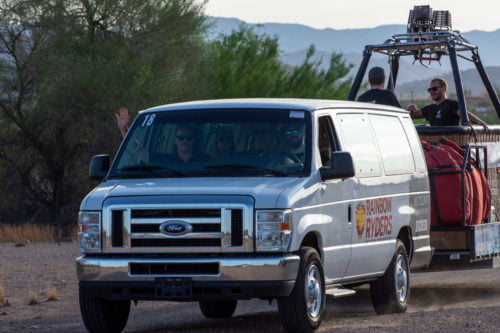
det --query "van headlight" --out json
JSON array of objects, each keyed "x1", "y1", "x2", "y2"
[
  {"x1": 256, "y1": 210, "x2": 292, "y2": 252},
  {"x1": 78, "y1": 211, "x2": 101, "y2": 253}
]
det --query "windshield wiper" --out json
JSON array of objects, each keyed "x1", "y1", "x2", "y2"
[
  {"x1": 203, "y1": 164, "x2": 287, "y2": 176},
  {"x1": 117, "y1": 165, "x2": 185, "y2": 176}
]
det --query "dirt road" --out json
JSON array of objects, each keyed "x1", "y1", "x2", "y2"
[{"x1": 1, "y1": 242, "x2": 500, "y2": 332}]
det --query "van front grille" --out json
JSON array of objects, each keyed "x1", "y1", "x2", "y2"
[{"x1": 105, "y1": 198, "x2": 251, "y2": 253}]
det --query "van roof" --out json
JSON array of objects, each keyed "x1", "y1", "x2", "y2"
[{"x1": 142, "y1": 98, "x2": 408, "y2": 114}]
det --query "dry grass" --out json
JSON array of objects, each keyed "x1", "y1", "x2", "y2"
[
  {"x1": 0, "y1": 223, "x2": 77, "y2": 243},
  {"x1": 46, "y1": 286, "x2": 59, "y2": 301},
  {"x1": 0, "y1": 284, "x2": 9, "y2": 307},
  {"x1": 28, "y1": 291, "x2": 40, "y2": 305}
]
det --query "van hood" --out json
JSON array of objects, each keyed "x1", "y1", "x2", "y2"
[{"x1": 81, "y1": 177, "x2": 304, "y2": 210}]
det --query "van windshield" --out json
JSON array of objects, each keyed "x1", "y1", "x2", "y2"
[{"x1": 108, "y1": 108, "x2": 311, "y2": 178}]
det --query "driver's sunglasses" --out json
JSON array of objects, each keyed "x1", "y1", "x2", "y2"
[
  {"x1": 176, "y1": 135, "x2": 194, "y2": 141},
  {"x1": 284, "y1": 130, "x2": 301, "y2": 135},
  {"x1": 427, "y1": 86, "x2": 442, "y2": 92}
]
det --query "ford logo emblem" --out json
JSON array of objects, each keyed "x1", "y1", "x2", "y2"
[{"x1": 159, "y1": 220, "x2": 192, "y2": 236}]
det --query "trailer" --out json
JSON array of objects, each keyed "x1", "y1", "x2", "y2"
[{"x1": 348, "y1": 5, "x2": 500, "y2": 267}]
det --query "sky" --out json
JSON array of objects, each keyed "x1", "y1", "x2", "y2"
[{"x1": 201, "y1": 0, "x2": 500, "y2": 32}]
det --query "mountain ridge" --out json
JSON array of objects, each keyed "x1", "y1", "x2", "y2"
[{"x1": 208, "y1": 17, "x2": 500, "y2": 93}]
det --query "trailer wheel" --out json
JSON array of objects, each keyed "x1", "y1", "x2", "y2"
[
  {"x1": 79, "y1": 288, "x2": 130, "y2": 333},
  {"x1": 370, "y1": 239, "x2": 410, "y2": 314},
  {"x1": 199, "y1": 300, "x2": 237, "y2": 318},
  {"x1": 278, "y1": 247, "x2": 325, "y2": 333}
]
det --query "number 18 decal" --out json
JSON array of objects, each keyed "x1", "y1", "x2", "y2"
[{"x1": 142, "y1": 114, "x2": 156, "y2": 127}]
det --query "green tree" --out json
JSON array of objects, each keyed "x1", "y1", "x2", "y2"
[
  {"x1": 0, "y1": 0, "x2": 207, "y2": 233},
  {"x1": 280, "y1": 45, "x2": 353, "y2": 99},
  {"x1": 196, "y1": 26, "x2": 352, "y2": 100},
  {"x1": 0, "y1": 6, "x2": 354, "y2": 234}
]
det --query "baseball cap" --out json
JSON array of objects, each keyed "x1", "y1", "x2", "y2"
[{"x1": 368, "y1": 66, "x2": 385, "y2": 79}]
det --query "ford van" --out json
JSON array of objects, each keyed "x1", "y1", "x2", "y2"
[{"x1": 77, "y1": 99, "x2": 433, "y2": 332}]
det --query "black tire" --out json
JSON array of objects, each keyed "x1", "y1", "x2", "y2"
[
  {"x1": 370, "y1": 239, "x2": 410, "y2": 314},
  {"x1": 278, "y1": 247, "x2": 325, "y2": 333},
  {"x1": 79, "y1": 288, "x2": 130, "y2": 333},
  {"x1": 198, "y1": 300, "x2": 237, "y2": 318}
]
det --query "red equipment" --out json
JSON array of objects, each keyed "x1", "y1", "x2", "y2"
[{"x1": 422, "y1": 138, "x2": 491, "y2": 226}]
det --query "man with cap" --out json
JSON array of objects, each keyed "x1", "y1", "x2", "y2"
[{"x1": 357, "y1": 66, "x2": 401, "y2": 107}]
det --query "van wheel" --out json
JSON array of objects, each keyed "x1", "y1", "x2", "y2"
[
  {"x1": 199, "y1": 300, "x2": 237, "y2": 318},
  {"x1": 370, "y1": 240, "x2": 409, "y2": 314},
  {"x1": 79, "y1": 288, "x2": 130, "y2": 333},
  {"x1": 278, "y1": 247, "x2": 325, "y2": 333}
]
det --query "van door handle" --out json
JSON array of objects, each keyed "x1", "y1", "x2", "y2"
[{"x1": 348, "y1": 204, "x2": 352, "y2": 223}]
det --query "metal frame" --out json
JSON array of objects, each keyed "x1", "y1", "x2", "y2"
[{"x1": 347, "y1": 30, "x2": 500, "y2": 122}]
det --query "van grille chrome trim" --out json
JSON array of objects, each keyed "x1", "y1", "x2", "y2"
[
  {"x1": 102, "y1": 196, "x2": 254, "y2": 253},
  {"x1": 131, "y1": 238, "x2": 221, "y2": 247},
  {"x1": 131, "y1": 223, "x2": 220, "y2": 233},
  {"x1": 132, "y1": 209, "x2": 220, "y2": 218}
]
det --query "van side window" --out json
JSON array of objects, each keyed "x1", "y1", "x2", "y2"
[
  {"x1": 318, "y1": 116, "x2": 336, "y2": 166},
  {"x1": 370, "y1": 115, "x2": 415, "y2": 175},
  {"x1": 337, "y1": 114, "x2": 382, "y2": 177},
  {"x1": 400, "y1": 116, "x2": 427, "y2": 173}
]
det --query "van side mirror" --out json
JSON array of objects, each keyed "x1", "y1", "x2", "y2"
[
  {"x1": 320, "y1": 151, "x2": 355, "y2": 181},
  {"x1": 89, "y1": 154, "x2": 110, "y2": 180}
]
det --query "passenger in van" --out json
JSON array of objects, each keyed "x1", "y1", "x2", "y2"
[
  {"x1": 249, "y1": 132, "x2": 278, "y2": 155},
  {"x1": 215, "y1": 131, "x2": 235, "y2": 156},
  {"x1": 357, "y1": 67, "x2": 401, "y2": 107},
  {"x1": 407, "y1": 78, "x2": 489, "y2": 131}
]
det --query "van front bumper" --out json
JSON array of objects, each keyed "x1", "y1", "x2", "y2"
[{"x1": 77, "y1": 255, "x2": 300, "y2": 300}]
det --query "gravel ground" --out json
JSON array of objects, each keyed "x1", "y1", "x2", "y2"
[{"x1": 1, "y1": 242, "x2": 500, "y2": 332}]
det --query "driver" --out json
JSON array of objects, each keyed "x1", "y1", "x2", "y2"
[
  {"x1": 167, "y1": 125, "x2": 209, "y2": 163},
  {"x1": 281, "y1": 124, "x2": 305, "y2": 162},
  {"x1": 128, "y1": 124, "x2": 209, "y2": 165}
]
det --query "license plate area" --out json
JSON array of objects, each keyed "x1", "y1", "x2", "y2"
[{"x1": 155, "y1": 278, "x2": 192, "y2": 299}]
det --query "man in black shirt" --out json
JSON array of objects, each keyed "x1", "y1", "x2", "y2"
[
  {"x1": 407, "y1": 78, "x2": 488, "y2": 130},
  {"x1": 358, "y1": 66, "x2": 401, "y2": 107}
]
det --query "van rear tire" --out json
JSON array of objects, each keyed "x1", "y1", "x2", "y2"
[
  {"x1": 79, "y1": 288, "x2": 130, "y2": 333},
  {"x1": 370, "y1": 239, "x2": 410, "y2": 314},
  {"x1": 278, "y1": 247, "x2": 325, "y2": 333}
]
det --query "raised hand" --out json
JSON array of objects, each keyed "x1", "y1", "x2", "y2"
[{"x1": 115, "y1": 107, "x2": 130, "y2": 137}]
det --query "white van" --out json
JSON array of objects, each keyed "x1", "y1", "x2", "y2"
[{"x1": 77, "y1": 99, "x2": 432, "y2": 332}]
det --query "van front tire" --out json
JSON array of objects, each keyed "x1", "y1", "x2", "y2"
[
  {"x1": 79, "y1": 288, "x2": 130, "y2": 333},
  {"x1": 370, "y1": 239, "x2": 410, "y2": 314},
  {"x1": 278, "y1": 247, "x2": 325, "y2": 333}
]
